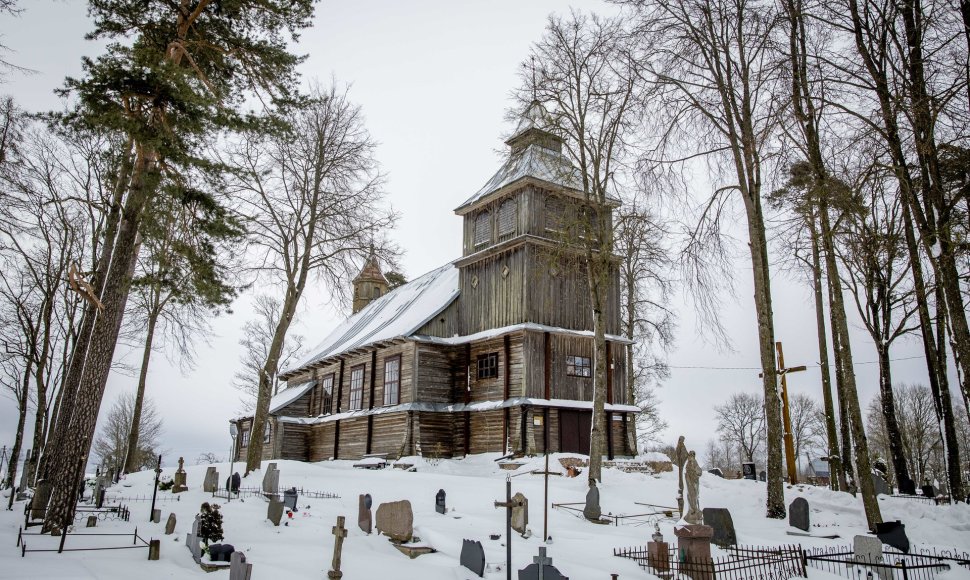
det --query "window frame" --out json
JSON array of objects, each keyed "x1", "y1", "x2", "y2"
[
  {"x1": 349, "y1": 365, "x2": 365, "y2": 410},
  {"x1": 566, "y1": 355, "x2": 592, "y2": 378},
  {"x1": 383, "y1": 355, "x2": 402, "y2": 406},
  {"x1": 474, "y1": 210, "x2": 491, "y2": 248},
  {"x1": 477, "y1": 352, "x2": 499, "y2": 379},
  {"x1": 263, "y1": 426, "x2": 271, "y2": 444},
  {"x1": 498, "y1": 198, "x2": 516, "y2": 240},
  {"x1": 319, "y1": 373, "x2": 335, "y2": 415},
  {"x1": 241, "y1": 429, "x2": 250, "y2": 447}
]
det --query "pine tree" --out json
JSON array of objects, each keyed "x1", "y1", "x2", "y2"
[{"x1": 198, "y1": 502, "x2": 224, "y2": 546}]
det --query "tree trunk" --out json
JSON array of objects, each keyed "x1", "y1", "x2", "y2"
[
  {"x1": 819, "y1": 203, "x2": 882, "y2": 530},
  {"x1": 585, "y1": 253, "x2": 611, "y2": 483},
  {"x1": 934, "y1": 283, "x2": 964, "y2": 500},
  {"x1": 123, "y1": 307, "x2": 159, "y2": 474},
  {"x1": 42, "y1": 148, "x2": 151, "y2": 533},
  {"x1": 810, "y1": 221, "x2": 844, "y2": 492},
  {"x1": 5, "y1": 363, "x2": 31, "y2": 510},
  {"x1": 876, "y1": 343, "x2": 911, "y2": 489}
]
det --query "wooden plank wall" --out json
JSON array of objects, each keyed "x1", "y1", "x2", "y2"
[
  {"x1": 611, "y1": 413, "x2": 631, "y2": 456},
  {"x1": 337, "y1": 418, "x2": 367, "y2": 459},
  {"x1": 459, "y1": 248, "x2": 528, "y2": 334},
  {"x1": 370, "y1": 414, "x2": 408, "y2": 459},
  {"x1": 276, "y1": 389, "x2": 312, "y2": 417},
  {"x1": 417, "y1": 412, "x2": 457, "y2": 458},
  {"x1": 467, "y1": 334, "x2": 524, "y2": 402},
  {"x1": 235, "y1": 417, "x2": 277, "y2": 461},
  {"x1": 415, "y1": 344, "x2": 462, "y2": 403},
  {"x1": 280, "y1": 424, "x2": 309, "y2": 461},
  {"x1": 415, "y1": 299, "x2": 460, "y2": 338},
  {"x1": 333, "y1": 343, "x2": 413, "y2": 412},
  {"x1": 524, "y1": 245, "x2": 620, "y2": 335},
  {"x1": 308, "y1": 423, "x2": 336, "y2": 462},
  {"x1": 468, "y1": 409, "x2": 506, "y2": 454}
]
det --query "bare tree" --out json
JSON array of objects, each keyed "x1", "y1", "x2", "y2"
[
  {"x1": 522, "y1": 10, "x2": 641, "y2": 482},
  {"x1": 93, "y1": 392, "x2": 163, "y2": 475},
  {"x1": 223, "y1": 83, "x2": 395, "y2": 474},
  {"x1": 788, "y1": 393, "x2": 823, "y2": 475},
  {"x1": 195, "y1": 452, "x2": 222, "y2": 465},
  {"x1": 233, "y1": 294, "x2": 305, "y2": 411},
  {"x1": 714, "y1": 393, "x2": 767, "y2": 463}
]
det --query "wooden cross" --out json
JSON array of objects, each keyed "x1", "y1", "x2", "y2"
[
  {"x1": 328, "y1": 516, "x2": 347, "y2": 579},
  {"x1": 761, "y1": 342, "x2": 807, "y2": 484}
]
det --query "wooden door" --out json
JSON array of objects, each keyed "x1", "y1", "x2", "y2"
[{"x1": 559, "y1": 410, "x2": 592, "y2": 454}]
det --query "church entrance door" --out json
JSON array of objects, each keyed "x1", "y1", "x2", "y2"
[{"x1": 558, "y1": 410, "x2": 591, "y2": 454}]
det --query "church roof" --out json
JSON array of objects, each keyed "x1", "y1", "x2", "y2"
[
  {"x1": 280, "y1": 263, "x2": 459, "y2": 379},
  {"x1": 353, "y1": 252, "x2": 388, "y2": 284}
]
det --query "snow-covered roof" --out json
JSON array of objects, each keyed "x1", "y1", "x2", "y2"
[
  {"x1": 455, "y1": 143, "x2": 582, "y2": 213},
  {"x1": 269, "y1": 379, "x2": 317, "y2": 414},
  {"x1": 412, "y1": 322, "x2": 633, "y2": 346},
  {"x1": 809, "y1": 459, "x2": 830, "y2": 477},
  {"x1": 280, "y1": 264, "x2": 459, "y2": 378}
]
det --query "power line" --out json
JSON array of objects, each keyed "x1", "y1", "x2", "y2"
[{"x1": 668, "y1": 355, "x2": 925, "y2": 371}]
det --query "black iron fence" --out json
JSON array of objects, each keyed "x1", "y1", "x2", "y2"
[
  {"x1": 614, "y1": 544, "x2": 806, "y2": 579},
  {"x1": 804, "y1": 545, "x2": 970, "y2": 580},
  {"x1": 24, "y1": 503, "x2": 130, "y2": 529},
  {"x1": 16, "y1": 526, "x2": 151, "y2": 557},
  {"x1": 210, "y1": 485, "x2": 339, "y2": 501}
]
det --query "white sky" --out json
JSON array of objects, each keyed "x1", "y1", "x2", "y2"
[{"x1": 0, "y1": 1, "x2": 956, "y2": 471}]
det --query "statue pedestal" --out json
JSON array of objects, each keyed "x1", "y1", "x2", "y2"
[
  {"x1": 675, "y1": 524, "x2": 714, "y2": 580},
  {"x1": 173, "y1": 471, "x2": 187, "y2": 493},
  {"x1": 647, "y1": 540, "x2": 670, "y2": 572}
]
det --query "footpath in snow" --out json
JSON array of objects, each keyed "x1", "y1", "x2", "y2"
[{"x1": 2, "y1": 454, "x2": 969, "y2": 579}]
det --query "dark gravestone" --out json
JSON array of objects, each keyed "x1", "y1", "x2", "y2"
[
  {"x1": 898, "y1": 477, "x2": 916, "y2": 496},
  {"x1": 518, "y1": 547, "x2": 568, "y2": 580},
  {"x1": 702, "y1": 508, "x2": 737, "y2": 547},
  {"x1": 148, "y1": 539, "x2": 160, "y2": 561},
  {"x1": 758, "y1": 470, "x2": 767, "y2": 482},
  {"x1": 583, "y1": 483, "x2": 601, "y2": 521},
  {"x1": 436, "y1": 489, "x2": 446, "y2": 515},
  {"x1": 226, "y1": 472, "x2": 241, "y2": 494},
  {"x1": 358, "y1": 494, "x2": 373, "y2": 534},
  {"x1": 872, "y1": 474, "x2": 891, "y2": 496},
  {"x1": 921, "y1": 484, "x2": 937, "y2": 499},
  {"x1": 86, "y1": 515, "x2": 97, "y2": 528},
  {"x1": 741, "y1": 462, "x2": 756, "y2": 480},
  {"x1": 208, "y1": 543, "x2": 235, "y2": 562},
  {"x1": 283, "y1": 487, "x2": 298, "y2": 512},
  {"x1": 789, "y1": 498, "x2": 809, "y2": 532},
  {"x1": 707, "y1": 468, "x2": 724, "y2": 478},
  {"x1": 875, "y1": 520, "x2": 910, "y2": 554},
  {"x1": 460, "y1": 539, "x2": 486, "y2": 577},
  {"x1": 267, "y1": 499, "x2": 284, "y2": 526}
]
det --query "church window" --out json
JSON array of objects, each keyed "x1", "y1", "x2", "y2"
[
  {"x1": 320, "y1": 374, "x2": 335, "y2": 415},
  {"x1": 566, "y1": 355, "x2": 592, "y2": 377},
  {"x1": 383, "y1": 355, "x2": 401, "y2": 406},
  {"x1": 474, "y1": 211, "x2": 491, "y2": 247},
  {"x1": 373, "y1": 286, "x2": 381, "y2": 299},
  {"x1": 264, "y1": 426, "x2": 271, "y2": 444},
  {"x1": 545, "y1": 196, "x2": 564, "y2": 233},
  {"x1": 498, "y1": 199, "x2": 516, "y2": 239},
  {"x1": 241, "y1": 428, "x2": 250, "y2": 447},
  {"x1": 349, "y1": 365, "x2": 365, "y2": 410},
  {"x1": 477, "y1": 352, "x2": 499, "y2": 379}
]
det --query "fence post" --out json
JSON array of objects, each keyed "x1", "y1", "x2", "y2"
[
  {"x1": 57, "y1": 528, "x2": 67, "y2": 554},
  {"x1": 800, "y1": 546, "x2": 808, "y2": 577},
  {"x1": 133, "y1": 527, "x2": 138, "y2": 545},
  {"x1": 16, "y1": 526, "x2": 21, "y2": 547},
  {"x1": 901, "y1": 560, "x2": 909, "y2": 580}
]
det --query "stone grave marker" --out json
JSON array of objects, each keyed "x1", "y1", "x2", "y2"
[
  {"x1": 226, "y1": 472, "x2": 241, "y2": 495},
  {"x1": 186, "y1": 514, "x2": 202, "y2": 563},
  {"x1": 702, "y1": 508, "x2": 737, "y2": 547},
  {"x1": 203, "y1": 467, "x2": 219, "y2": 493},
  {"x1": 165, "y1": 512, "x2": 177, "y2": 535},
  {"x1": 436, "y1": 489, "x2": 446, "y2": 514},
  {"x1": 875, "y1": 520, "x2": 910, "y2": 554},
  {"x1": 358, "y1": 494, "x2": 372, "y2": 534},
  {"x1": 262, "y1": 463, "x2": 279, "y2": 496},
  {"x1": 328, "y1": 515, "x2": 348, "y2": 579},
  {"x1": 267, "y1": 498, "x2": 284, "y2": 526},
  {"x1": 86, "y1": 515, "x2": 97, "y2": 528},
  {"x1": 148, "y1": 539, "x2": 160, "y2": 561},
  {"x1": 583, "y1": 482, "x2": 601, "y2": 521},
  {"x1": 789, "y1": 498, "x2": 809, "y2": 532},
  {"x1": 898, "y1": 477, "x2": 916, "y2": 496},
  {"x1": 872, "y1": 474, "x2": 891, "y2": 496},
  {"x1": 511, "y1": 492, "x2": 529, "y2": 536},
  {"x1": 854, "y1": 535, "x2": 890, "y2": 580},
  {"x1": 152, "y1": 508, "x2": 161, "y2": 523},
  {"x1": 209, "y1": 543, "x2": 235, "y2": 562},
  {"x1": 518, "y1": 546, "x2": 567, "y2": 580},
  {"x1": 675, "y1": 525, "x2": 714, "y2": 580},
  {"x1": 283, "y1": 487, "x2": 298, "y2": 512},
  {"x1": 460, "y1": 539, "x2": 486, "y2": 578},
  {"x1": 647, "y1": 525, "x2": 669, "y2": 573},
  {"x1": 758, "y1": 470, "x2": 767, "y2": 482},
  {"x1": 742, "y1": 462, "x2": 756, "y2": 480},
  {"x1": 30, "y1": 480, "x2": 51, "y2": 521},
  {"x1": 375, "y1": 499, "x2": 413, "y2": 542},
  {"x1": 229, "y1": 551, "x2": 253, "y2": 580},
  {"x1": 921, "y1": 483, "x2": 937, "y2": 499},
  {"x1": 173, "y1": 457, "x2": 188, "y2": 493}
]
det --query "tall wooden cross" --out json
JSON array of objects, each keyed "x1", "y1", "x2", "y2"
[
  {"x1": 776, "y1": 342, "x2": 806, "y2": 484},
  {"x1": 328, "y1": 515, "x2": 347, "y2": 579}
]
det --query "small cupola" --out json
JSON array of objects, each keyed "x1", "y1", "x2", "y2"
[
  {"x1": 504, "y1": 100, "x2": 563, "y2": 155},
  {"x1": 352, "y1": 247, "x2": 389, "y2": 314}
]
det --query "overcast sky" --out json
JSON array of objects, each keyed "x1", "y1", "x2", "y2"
[{"x1": 0, "y1": 1, "x2": 957, "y2": 471}]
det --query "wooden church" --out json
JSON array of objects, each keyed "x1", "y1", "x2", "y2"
[{"x1": 231, "y1": 102, "x2": 640, "y2": 462}]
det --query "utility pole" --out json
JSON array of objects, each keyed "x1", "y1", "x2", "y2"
[{"x1": 776, "y1": 342, "x2": 806, "y2": 484}]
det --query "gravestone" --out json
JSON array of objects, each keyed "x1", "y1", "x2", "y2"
[
  {"x1": 30, "y1": 480, "x2": 52, "y2": 520},
  {"x1": 921, "y1": 484, "x2": 937, "y2": 499},
  {"x1": 328, "y1": 515, "x2": 348, "y2": 579},
  {"x1": 460, "y1": 539, "x2": 486, "y2": 577},
  {"x1": 209, "y1": 543, "x2": 235, "y2": 562},
  {"x1": 702, "y1": 508, "x2": 737, "y2": 547},
  {"x1": 262, "y1": 463, "x2": 279, "y2": 497},
  {"x1": 267, "y1": 498, "x2": 284, "y2": 526},
  {"x1": 86, "y1": 515, "x2": 97, "y2": 528},
  {"x1": 283, "y1": 487, "x2": 298, "y2": 512},
  {"x1": 435, "y1": 489, "x2": 446, "y2": 514},
  {"x1": 872, "y1": 474, "x2": 891, "y2": 496},
  {"x1": 758, "y1": 470, "x2": 767, "y2": 482},
  {"x1": 148, "y1": 539, "x2": 160, "y2": 561},
  {"x1": 648, "y1": 526, "x2": 670, "y2": 573},
  {"x1": 875, "y1": 520, "x2": 910, "y2": 553},
  {"x1": 229, "y1": 551, "x2": 253, "y2": 580},
  {"x1": 152, "y1": 508, "x2": 161, "y2": 523},
  {"x1": 741, "y1": 462, "x2": 756, "y2": 480},
  {"x1": 358, "y1": 494, "x2": 373, "y2": 534},
  {"x1": 898, "y1": 477, "x2": 915, "y2": 496},
  {"x1": 375, "y1": 499, "x2": 413, "y2": 542},
  {"x1": 173, "y1": 457, "x2": 188, "y2": 493},
  {"x1": 226, "y1": 472, "x2": 241, "y2": 494},
  {"x1": 203, "y1": 467, "x2": 219, "y2": 493},
  {"x1": 789, "y1": 498, "x2": 809, "y2": 532},
  {"x1": 854, "y1": 535, "x2": 891, "y2": 580},
  {"x1": 511, "y1": 492, "x2": 529, "y2": 536},
  {"x1": 165, "y1": 512, "x2": 177, "y2": 535},
  {"x1": 518, "y1": 546, "x2": 567, "y2": 580},
  {"x1": 583, "y1": 482, "x2": 601, "y2": 521},
  {"x1": 707, "y1": 468, "x2": 724, "y2": 478},
  {"x1": 186, "y1": 514, "x2": 202, "y2": 563},
  {"x1": 674, "y1": 525, "x2": 714, "y2": 580}
]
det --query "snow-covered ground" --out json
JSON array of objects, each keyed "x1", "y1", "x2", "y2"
[{"x1": 2, "y1": 455, "x2": 969, "y2": 579}]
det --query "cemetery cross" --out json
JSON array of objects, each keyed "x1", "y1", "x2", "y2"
[
  {"x1": 494, "y1": 474, "x2": 518, "y2": 580},
  {"x1": 149, "y1": 455, "x2": 162, "y2": 522},
  {"x1": 328, "y1": 515, "x2": 348, "y2": 579}
]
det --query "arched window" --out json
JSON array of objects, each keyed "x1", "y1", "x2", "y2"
[
  {"x1": 545, "y1": 196, "x2": 564, "y2": 233},
  {"x1": 474, "y1": 211, "x2": 490, "y2": 247},
  {"x1": 498, "y1": 199, "x2": 516, "y2": 239},
  {"x1": 372, "y1": 286, "x2": 381, "y2": 299}
]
